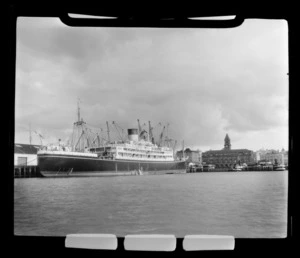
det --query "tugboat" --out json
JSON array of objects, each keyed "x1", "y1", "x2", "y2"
[{"x1": 37, "y1": 103, "x2": 187, "y2": 177}]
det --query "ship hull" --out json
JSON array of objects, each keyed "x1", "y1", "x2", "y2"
[{"x1": 38, "y1": 154, "x2": 187, "y2": 177}]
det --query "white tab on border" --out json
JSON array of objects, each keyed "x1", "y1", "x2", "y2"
[
  {"x1": 65, "y1": 234, "x2": 117, "y2": 250},
  {"x1": 124, "y1": 234, "x2": 176, "y2": 251},
  {"x1": 183, "y1": 235, "x2": 235, "y2": 251}
]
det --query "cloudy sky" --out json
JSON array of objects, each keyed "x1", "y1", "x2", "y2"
[{"x1": 15, "y1": 17, "x2": 288, "y2": 152}]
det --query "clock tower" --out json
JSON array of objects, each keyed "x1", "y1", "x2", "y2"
[{"x1": 224, "y1": 134, "x2": 231, "y2": 150}]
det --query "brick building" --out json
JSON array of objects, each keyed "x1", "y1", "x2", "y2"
[{"x1": 202, "y1": 134, "x2": 255, "y2": 169}]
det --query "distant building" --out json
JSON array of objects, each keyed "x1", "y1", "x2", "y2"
[
  {"x1": 14, "y1": 143, "x2": 40, "y2": 166},
  {"x1": 202, "y1": 134, "x2": 255, "y2": 168},
  {"x1": 283, "y1": 150, "x2": 288, "y2": 165},
  {"x1": 256, "y1": 148, "x2": 288, "y2": 165},
  {"x1": 176, "y1": 148, "x2": 202, "y2": 164},
  {"x1": 255, "y1": 148, "x2": 268, "y2": 162}
]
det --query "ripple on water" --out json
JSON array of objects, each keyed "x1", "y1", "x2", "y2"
[{"x1": 14, "y1": 171, "x2": 288, "y2": 237}]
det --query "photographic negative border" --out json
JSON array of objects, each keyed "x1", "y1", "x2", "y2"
[{"x1": 7, "y1": 3, "x2": 297, "y2": 256}]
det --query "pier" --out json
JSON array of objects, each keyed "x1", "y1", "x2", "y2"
[
  {"x1": 187, "y1": 164, "x2": 286, "y2": 173},
  {"x1": 187, "y1": 167, "x2": 285, "y2": 173},
  {"x1": 14, "y1": 166, "x2": 41, "y2": 178}
]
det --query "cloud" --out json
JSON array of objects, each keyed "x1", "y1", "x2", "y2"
[{"x1": 15, "y1": 18, "x2": 288, "y2": 151}]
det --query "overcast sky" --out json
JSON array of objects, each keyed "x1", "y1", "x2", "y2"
[{"x1": 15, "y1": 17, "x2": 288, "y2": 152}]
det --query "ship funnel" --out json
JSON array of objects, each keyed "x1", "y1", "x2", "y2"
[{"x1": 128, "y1": 129, "x2": 139, "y2": 142}]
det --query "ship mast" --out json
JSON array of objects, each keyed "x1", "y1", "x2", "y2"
[
  {"x1": 158, "y1": 126, "x2": 166, "y2": 147},
  {"x1": 106, "y1": 121, "x2": 110, "y2": 143},
  {"x1": 149, "y1": 121, "x2": 154, "y2": 144},
  {"x1": 71, "y1": 98, "x2": 87, "y2": 152},
  {"x1": 181, "y1": 140, "x2": 185, "y2": 160},
  {"x1": 137, "y1": 119, "x2": 142, "y2": 140},
  {"x1": 97, "y1": 133, "x2": 101, "y2": 147},
  {"x1": 77, "y1": 98, "x2": 80, "y2": 122},
  {"x1": 173, "y1": 140, "x2": 177, "y2": 157},
  {"x1": 165, "y1": 123, "x2": 171, "y2": 147},
  {"x1": 147, "y1": 122, "x2": 150, "y2": 142},
  {"x1": 29, "y1": 123, "x2": 32, "y2": 145}
]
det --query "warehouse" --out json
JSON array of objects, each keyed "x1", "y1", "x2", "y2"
[{"x1": 14, "y1": 143, "x2": 41, "y2": 166}]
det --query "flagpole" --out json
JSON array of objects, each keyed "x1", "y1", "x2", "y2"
[
  {"x1": 29, "y1": 123, "x2": 32, "y2": 145},
  {"x1": 182, "y1": 140, "x2": 185, "y2": 160}
]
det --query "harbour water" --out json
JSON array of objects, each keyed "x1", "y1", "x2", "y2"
[{"x1": 14, "y1": 171, "x2": 288, "y2": 238}]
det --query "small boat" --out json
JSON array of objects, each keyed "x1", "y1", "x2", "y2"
[
  {"x1": 273, "y1": 164, "x2": 286, "y2": 171},
  {"x1": 229, "y1": 165, "x2": 243, "y2": 172},
  {"x1": 233, "y1": 168, "x2": 242, "y2": 171}
]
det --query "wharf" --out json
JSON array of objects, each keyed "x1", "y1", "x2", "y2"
[
  {"x1": 187, "y1": 166, "x2": 285, "y2": 173},
  {"x1": 14, "y1": 166, "x2": 41, "y2": 178}
]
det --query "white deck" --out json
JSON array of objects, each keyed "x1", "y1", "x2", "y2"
[{"x1": 37, "y1": 150, "x2": 98, "y2": 158}]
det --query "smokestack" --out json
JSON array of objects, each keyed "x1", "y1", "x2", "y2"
[{"x1": 128, "y1": 129, "x2": 139, "y2": 142}]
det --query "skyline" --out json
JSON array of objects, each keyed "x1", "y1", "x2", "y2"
[{"x1": 15, "y1": 17, "x2": 288, "y2": 152}]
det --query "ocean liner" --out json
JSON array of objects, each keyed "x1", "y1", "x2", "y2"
[{"x1": 37, "y1": 104, "x2": 187, "y2": 177}]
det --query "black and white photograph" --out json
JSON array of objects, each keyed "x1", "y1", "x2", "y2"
[{"x1": 14, "y1": 16, "x2": 288, "y2": 239}]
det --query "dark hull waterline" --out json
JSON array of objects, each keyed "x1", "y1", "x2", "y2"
[{"x1": 38, "y1": 154, "x2": 187, "y2": 177}]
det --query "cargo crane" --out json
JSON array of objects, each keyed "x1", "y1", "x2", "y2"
[
  {"x1": 73, "y1": 122, "x2": 97, "y2": 151},
  {"x1": 106, "y1": 121, "x2": 110, "y2": 143},
  {"x1": 87, "y1": 127, "x2": 100, "y2": 148},
  {"x1": 148, "y1": 121, "x2": 155, "y2": 144},
  {"x1": 158, "y1": 126, "x2": 166, "y2": 147},
  {"x1": 173, "y1": 140, "x2": 177, "y2": 149},
  {"x1": 137, "y1": 119, "x2": 142, "y2": 139},
  {"x1": 29, "y1": 124, "x2": 43, "y2": 146},
  {"x1": 164, "y1": 123, "x2": 174, "y2": 147},
  {"x1": 34, "y1": 131, "x2": 44, "y2": 146},
  {"x1": 112, "y1": 121, "x2": 125, "y2": 142},
  {"x1": 137, "y1": 119, "x2": 148, "y2": 141},
  {"x1": 74, "y1": 130, "x2": 86, "y2": 150},
  {"x1": 91, "y1": 132, "x2": 101, "y2": 147},
  {"x1": 84, "y1": 127, "x2": 100, "y2": 148}
]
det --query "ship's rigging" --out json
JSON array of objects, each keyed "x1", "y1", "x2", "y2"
[{"x1": 69, "y1": 100, "x2": 178, "y2": 152}]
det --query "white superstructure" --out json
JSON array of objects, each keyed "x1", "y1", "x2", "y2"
[
  {"x1": 38, "y1": 126, "x2": 182, "y2": 163},
  {"x1": 88, "y1": 139, "x2": 176, "y2": 162}
]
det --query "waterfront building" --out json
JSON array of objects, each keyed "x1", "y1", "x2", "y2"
[
  {"x1": 202, "y1": 134, "x2": 255, "y2": 169},
  {"x1": 14, "y1": 143, "x2": 40, "y2": 166},
  {"x1": 256, "y1": 148, "x2": 288, "y2": 165},
  {"x1": 255, "y1": 148, "x2": 269, "y2": 162},
  {"x1": 176, "y1": 148, "x2": 202, "y2": 164},
  {"x1": 283, "y1": 150, "x2": 288, "y2": 165}
]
